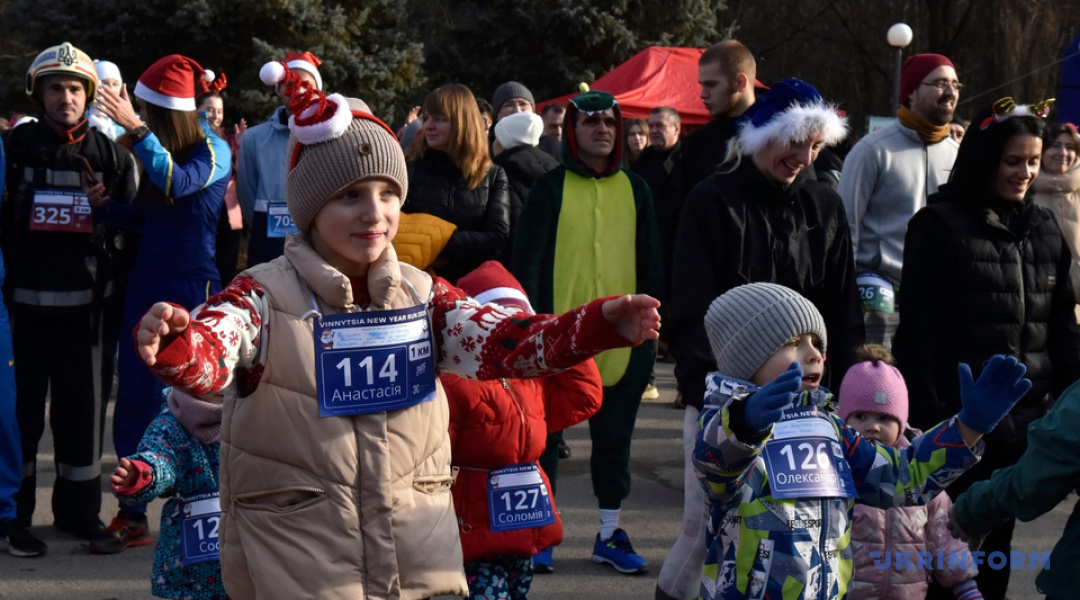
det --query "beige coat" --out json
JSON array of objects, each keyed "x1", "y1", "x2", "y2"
[
  {"x1": 1033, "y1": 161, "x2": 1080, "y2": 319},
  {"x1": 219, "y1": 237, "x2": 467, "y2": 600}
]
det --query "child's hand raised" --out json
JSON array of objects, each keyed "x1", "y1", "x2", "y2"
[
  {"x1": 137, "y1": 302, "x2": 191, "y2": 367},
  {"x1": 110, "y1": 457, "x2": 138, "y2": 492},
  {"x1": 745, "y1": 362, "x2": 802, "y2": 432},
  {"x1": 956, "y1": 355, "x2": 1032, "y2": 435},
  {"x1": 601, "y1": 294, "x2": 661, "y2": 344}
]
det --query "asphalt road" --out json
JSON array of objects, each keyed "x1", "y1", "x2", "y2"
[{"x1": 0, "y1": 361, "x2": 1071, "y2": 599}]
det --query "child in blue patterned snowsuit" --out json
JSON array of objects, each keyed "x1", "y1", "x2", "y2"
[
  {"x1": 110, "y1": 388, "x2": 227, "y2": 600},
  {"x1": 693, "y1": 283, "x2": 1032, "y2": 600}
]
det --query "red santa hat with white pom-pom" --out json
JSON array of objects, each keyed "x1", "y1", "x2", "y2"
[
  {"x1": 283, "y1": 50, "x2": 323, "y2": 90},
  {"x1": 260, "y1": 60, "x2": 355, "y2": 145},
  {"x1": 135, "y1": 54, "x2": 217, "y2": 112}
]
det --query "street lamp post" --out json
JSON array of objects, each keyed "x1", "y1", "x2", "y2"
[{"x1": 887, "y1": 23, "x2": 914, "y2": 113}]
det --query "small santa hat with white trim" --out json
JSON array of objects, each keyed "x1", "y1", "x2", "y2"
[
  {"x1": 259, "y1": 60, "x2": 356, "y2": 146},
  {"x1": 260, "y1": 60, "x2": 407, "y2": 233},
  {"x1": 135, "y1": 54, "x2": 216, "y2": 112},
  {"x1": 457, "y1": 261, "x2": 534, "y2": 314},
  {"x1": 283, "y1": 50, "x2": 323, "y2": 90}
]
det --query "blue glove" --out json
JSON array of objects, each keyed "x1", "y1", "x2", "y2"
[
  {"x1": 744, "y1": 362, "x2": 802, "y2": 432},
  {"x1": 956, "y1": 355, "x2": 1033, "y2": 434}
]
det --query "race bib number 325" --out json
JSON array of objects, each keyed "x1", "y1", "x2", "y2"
[{"x1": 30, "y1": 190, "x2": 93, "y2": 233}]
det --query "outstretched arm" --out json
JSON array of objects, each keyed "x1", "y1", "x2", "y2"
[
  {"x1": 137, "y1": 276, "x2": 265, "y2": 394},
  {"x1": 431, "y1": 278, "x2": 658, "y2": 381},
  {"x1": 951, "y1": 380, "x2": 1080, "y2": 537}
]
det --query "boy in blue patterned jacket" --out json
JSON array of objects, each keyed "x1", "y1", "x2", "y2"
[
  {"x1": 693, "y1": 283, "x2": 1031, "y2": 600},
  {"x1": 110, "y1": 388, "x2": 227, "y2": 600}
]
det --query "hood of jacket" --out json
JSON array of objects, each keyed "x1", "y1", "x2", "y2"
[
  {"x1": 562, "y1": 91, "x2": 623, "y2": 179},
  {"x1": 704, "y1": 371, "x2": 836, "y2": 412}
]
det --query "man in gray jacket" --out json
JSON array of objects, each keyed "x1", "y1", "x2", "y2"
[{"x1": 838, "y1": 53, "x2": 961, "y2": 349}]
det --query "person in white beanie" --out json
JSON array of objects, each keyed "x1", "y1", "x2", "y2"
[
  {"x1": 87, "y1": 60, "x2": 126, "y2": 140},
  {"x1": 492, "y1": 111, "x2": 558, "y2": 256}
]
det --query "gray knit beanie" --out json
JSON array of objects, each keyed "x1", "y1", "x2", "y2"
[
  {"x1": 704, "y1": 283, "x2": 828, "y2": 381},
  {"x1": 285, "y1": 97, "x2": 409, "y2": 232},
  {"x1": 492, "y1": 81, "x2": 535, "y2": 116}
]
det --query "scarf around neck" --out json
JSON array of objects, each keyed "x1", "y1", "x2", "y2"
[
  {"x1": 167, "y1": 389, "x2": 223, "y2": 444},
  {"x1": 898, "y1": 106, "x2": 951, "y2": 144}
]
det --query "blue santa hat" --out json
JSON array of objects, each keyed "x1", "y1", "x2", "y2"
[{"x1": 735, "y1": 78, "x2": 847, "y2": 155}]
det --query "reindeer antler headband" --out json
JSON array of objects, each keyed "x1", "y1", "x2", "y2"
[{"x1": 979, "y1": 97, "x2": 1055, "y2": 130}]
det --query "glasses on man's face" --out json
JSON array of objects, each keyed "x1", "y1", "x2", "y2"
[{"x1": 920, "y1": 79, "x2": 964, "y2": 92}]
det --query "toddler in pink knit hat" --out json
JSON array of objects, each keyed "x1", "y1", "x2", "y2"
[{"x1": 839, "y1": 345, "x2": 983, "y2": 600}]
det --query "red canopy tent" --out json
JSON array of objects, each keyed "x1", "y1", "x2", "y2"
[{"x1": 537, "y1": 46, "x2": 715, "y2": 128}]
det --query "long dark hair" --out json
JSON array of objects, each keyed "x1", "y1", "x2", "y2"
[
  {"x1": 142, "y1": 103, "x2": 205, "y2": 205},
  {"x1": 946, "y1": 106, "x2": 1048, "y2": 202}
]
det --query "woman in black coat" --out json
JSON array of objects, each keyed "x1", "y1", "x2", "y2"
[
  {"x1": 405, "y1": 83, "x2": 510, "y2": 283},
  {"x1": 893, "y1": 99, "x2": 1080, "y2": 600}
]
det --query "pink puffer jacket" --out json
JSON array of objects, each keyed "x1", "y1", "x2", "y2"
[{"x1": 847, "y1": 437, "x2": 978, "y2": 600}]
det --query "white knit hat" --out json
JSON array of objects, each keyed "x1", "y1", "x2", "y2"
[
  {"x1": 704, "y1": 283, "x2": 827, "y2": 381},
  {"x1": 94, "y1": 60, "x2": 122, "y2": 84},
  {"x1": 494, "y1": 111, "x2": 544, "y2": 149}
]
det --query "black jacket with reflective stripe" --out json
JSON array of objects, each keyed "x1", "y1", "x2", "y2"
[{"x1": 2, "y1": 119, "x2": 137, "y2": 310}]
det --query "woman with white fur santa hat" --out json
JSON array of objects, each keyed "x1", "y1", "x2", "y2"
[
  {"x1": 662, "y1": 77, "x2": 864, "y2": 600},
  {"x1": 86, "y1": 53, "x2": 233, "y2": 555}
]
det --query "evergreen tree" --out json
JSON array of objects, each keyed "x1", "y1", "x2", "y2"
[
  {"x1": 0, "y1": 0, "x2": 425, "y2": 124},
  {"x1": 409, "y1": 0, "x2": 722, "y2": 105}
]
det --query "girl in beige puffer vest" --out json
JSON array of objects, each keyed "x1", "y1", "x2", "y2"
[{"x1": 130, "y1": 63, "x2": 661, "y2": 600}]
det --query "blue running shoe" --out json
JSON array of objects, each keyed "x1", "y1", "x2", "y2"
[
  {"x1": 591, "y1": 528, "x2": 648, "y2": 574},
  {"x1": 533, "y1": 546, "x2": 554, "y2": 574}
]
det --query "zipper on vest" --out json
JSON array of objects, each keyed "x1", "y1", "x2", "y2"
[{"x1": 501, "y1": 379, "x2": 528, "y2": 455}]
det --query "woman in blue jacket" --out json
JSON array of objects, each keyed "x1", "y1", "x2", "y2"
[{"x1": 85, "y1": 54, "x2": 230, "y2": 554}]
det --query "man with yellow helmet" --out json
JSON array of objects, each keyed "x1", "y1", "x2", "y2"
[{"x1": 1, "y1": 41, "x2": 138, "y2": 555}]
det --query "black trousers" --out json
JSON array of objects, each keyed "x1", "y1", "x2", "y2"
[
  {"x1": 539, "y1": 342, "x2": 655, "y2": 509},
  {"x1": 13, "y1": 309, "x2": 102, "y2": 529}
]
